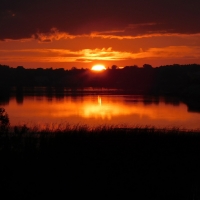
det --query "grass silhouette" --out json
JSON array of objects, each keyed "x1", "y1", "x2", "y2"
[{"x1": 1, "y1": 125, "x2": 200, "y2": 199}]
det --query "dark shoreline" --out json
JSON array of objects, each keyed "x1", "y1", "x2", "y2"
[
  {"x1": 1, "y1": 126, "x2": 200, "y2": 199},
  {"x1": 1, "y1": 64, "x2": 200, "y2": 98}
]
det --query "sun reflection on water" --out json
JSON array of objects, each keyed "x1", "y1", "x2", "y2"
[
  {"x1": 98, "y1": 96, "x2": 102, "y2": 106},
  {"x1": 2, "y1": 95, "x2": 200, "y2": 129}
]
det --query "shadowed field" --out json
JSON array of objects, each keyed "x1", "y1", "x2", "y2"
[{"x1": 1, "y1": 125, "x2": 200, "y2": 199}]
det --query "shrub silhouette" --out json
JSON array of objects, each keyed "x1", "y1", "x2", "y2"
[{"x1": 0, "y1": 108, "x2": 10, "y2": 132}]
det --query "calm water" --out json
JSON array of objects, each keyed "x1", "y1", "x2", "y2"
[{"x1": 1, "y1": 90, "x2": 200, "y2": 130}]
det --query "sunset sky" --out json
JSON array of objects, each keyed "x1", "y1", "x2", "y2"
[{"x1": 1, "y1": 0, "x2": 200, "y2": 69}]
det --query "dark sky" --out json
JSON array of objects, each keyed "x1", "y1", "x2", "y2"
[{"x1": 1, "y1": 0, "x2": 200, "y2": 40}]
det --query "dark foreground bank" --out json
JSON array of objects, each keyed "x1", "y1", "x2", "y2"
[{"x1": 1, "y1": 126, "x2": 200, "y2": 199}]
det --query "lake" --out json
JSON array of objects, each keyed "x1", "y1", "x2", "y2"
[{"x1": 1, "y1": 87, "x2": 200, "y2": 130}]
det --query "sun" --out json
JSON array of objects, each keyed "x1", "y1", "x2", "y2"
[{"x1": 91, "y1": 64, "x2": 106, "y2": 71}]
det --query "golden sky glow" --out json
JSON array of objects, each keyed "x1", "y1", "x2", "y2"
[{"x1": 1, "y1": 32, "x2": 200, "y2": 69}]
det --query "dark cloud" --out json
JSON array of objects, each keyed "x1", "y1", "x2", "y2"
[{"x1": 1, "y1": 0, "x2": 200, "y2": 40}]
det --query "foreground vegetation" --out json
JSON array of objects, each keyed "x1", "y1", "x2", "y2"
[{"x1": 1, "y1": 124, "x2": 200, "y2": 199}]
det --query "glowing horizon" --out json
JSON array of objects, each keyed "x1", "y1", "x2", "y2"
[{"x1": 1, "y1": 37, "x2": 200, "y2": 69}]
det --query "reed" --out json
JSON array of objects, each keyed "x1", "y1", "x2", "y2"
[{"x1": 1, "y1": 124, "x2": 200, "y2": 199}]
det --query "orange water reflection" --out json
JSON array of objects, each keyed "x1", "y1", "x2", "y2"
[{"x1": 3, "y1": 95, "x2": 200, "y2": 129}]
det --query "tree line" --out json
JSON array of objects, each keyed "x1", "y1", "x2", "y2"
[{"x1": 0, "y1": 64, "x2": 200, "y2": 97}]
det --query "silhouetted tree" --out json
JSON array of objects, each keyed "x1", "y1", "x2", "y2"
[
  {"x1": 71, "y1": 66, "x2": 77, "y2": 70},
  {"x1": 111, "y1": 65, "x2": 118, "y2": 70},
  {"x1": 0, "y1": 108, "x2": 10, "y2": 132},
  {"x1": 17, "y1": 66, "x2": 25, "y2": 70},
  {"x1": 143, "y1": 64, "x2": 152, "y2": 69}
]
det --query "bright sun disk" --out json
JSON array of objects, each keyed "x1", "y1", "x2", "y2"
[{"x1": 91, "y1": 64, "x2": 106, "y2": 71}]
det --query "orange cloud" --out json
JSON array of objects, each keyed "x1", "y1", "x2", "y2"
[
  {"x1": 0, "y1": 48, "x2": 131, "y2": 63},
  {"x1": 33, "y1": 26, "x2": 200, "y2": 42},
  {"x1": 90, "y1": 32, "x2": 200, "y2": 40},
  {"x1": 2, "y1": 26, "x2": 200, "y2": 42},
  {"x1": 1, "y1": 46, "x2": 200, "y2": 64},
  {"x1": 35, "y1": 29, "x2": 183, "y2": 41},
  {"x1": 135, "y1": 46, "x2": 200, "y2": 59},
  {"x1": 34, "y1": 28, "x2": 77, "y2": 42}
]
